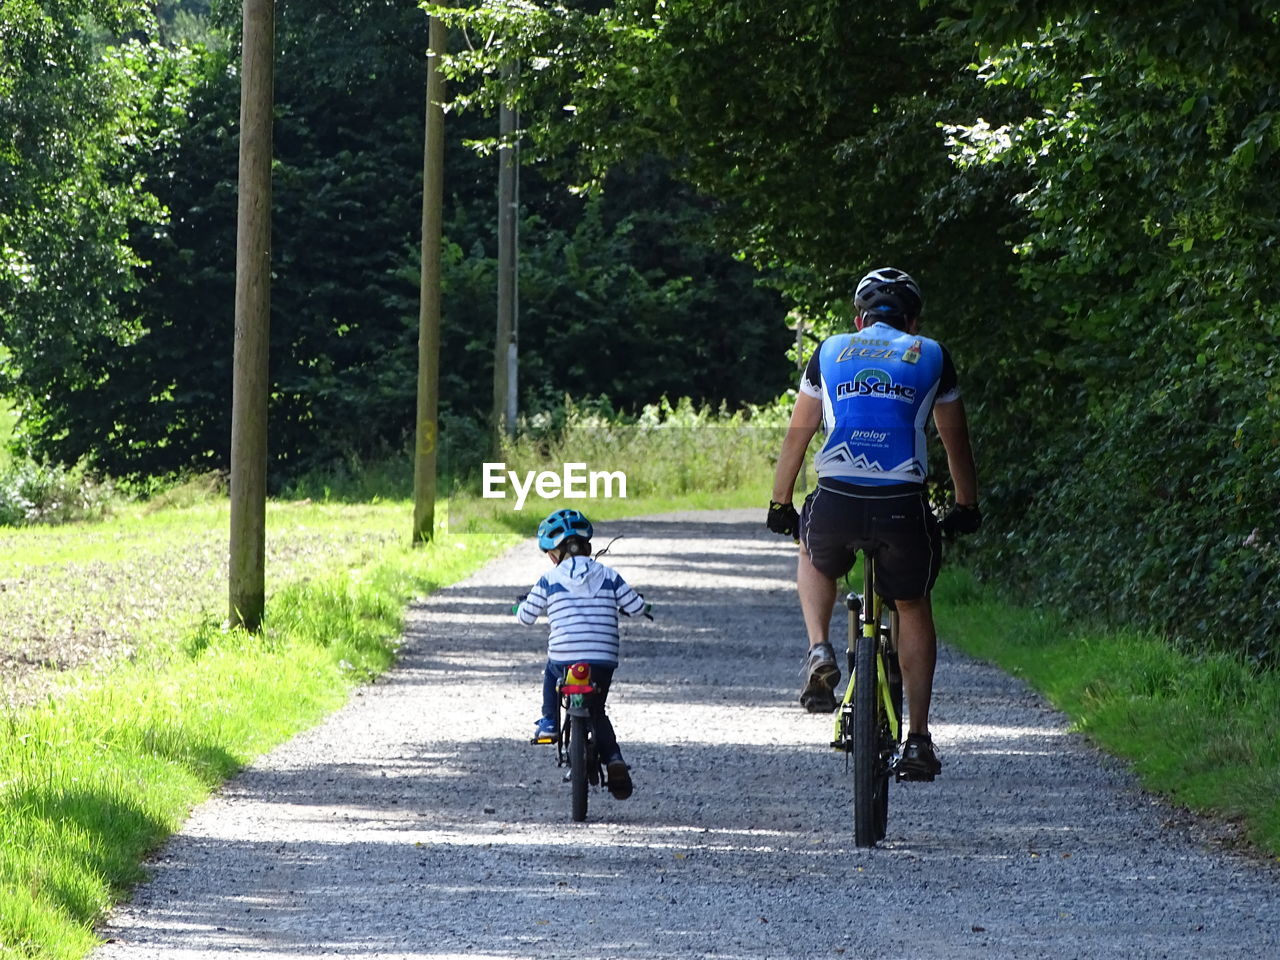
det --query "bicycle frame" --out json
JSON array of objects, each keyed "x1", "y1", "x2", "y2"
[
  {"x1": 831, "y1": 551, "x2": 904, "y2": 846},
  {"x1": 832, "y1": 555, "x2": 902, "y2": 744}
]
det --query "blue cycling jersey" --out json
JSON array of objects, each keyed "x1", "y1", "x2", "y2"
[{"x1": 800, "y1": 322, "x2": 959, "y2": 488}]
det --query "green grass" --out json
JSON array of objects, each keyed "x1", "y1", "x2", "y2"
[
  {"x1": 0, "y1": 496, "x2": 518, "y2": 959},
  {"x1": 446, "y1": 397, "x2": 785, "y2": 536},
  {"x1": 934, "y1": 567, "x2": 1280, "y2": 859},
  {"x1": 0, "y1": 496, "x2": 443, "y2": 707},
  {"x1": 446, "y1": 479, "x2": 766, "y2": 538}
]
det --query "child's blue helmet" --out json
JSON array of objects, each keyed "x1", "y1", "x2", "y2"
[{"x1": 537, "y1": 508, "x2": 593, "y2": 550}]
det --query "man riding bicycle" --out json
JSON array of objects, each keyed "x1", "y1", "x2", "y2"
[{"x1": 767, "y1": 267, "x2": 980, "y2": 780}]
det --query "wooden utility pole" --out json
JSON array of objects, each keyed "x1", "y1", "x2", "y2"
[
  {"x1": 412, "y1": 15, "x2": 445, "y2": 545},
  {"x1": 492, "y1": 62, "x2": 518, "y2": 451},
  {"x1": 228, "y1": 0, "x2": 275, "y2": 631}
]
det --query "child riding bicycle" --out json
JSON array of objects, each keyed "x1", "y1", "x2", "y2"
[{"x1": 515, "y1": 508, "x2": 647, "y2": 800}]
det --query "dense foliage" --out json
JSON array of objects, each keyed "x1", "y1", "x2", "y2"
[
  {"x1": 436, "y1": 0, "x2": 1280, "y2": 659},
  {"x1": 946, "y1": 0, "x2": 1280, "y2": 658},
  {"x1": 0, "y1": 0, "x2": 790, "y2": 481},
  {"x1": 0, "y1": 0, "x2": 164, "y2": 444},
  {"x1": 434, "y1": 0, "x2": 1029, "y2": 315}
]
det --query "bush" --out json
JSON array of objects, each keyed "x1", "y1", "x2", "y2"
[
  {"x1": 0, "y1": 460, "x2": 117, "y2": 527},
  {"x1": 438, "y1": 395, "x2": 788, "y2": 534},
  {"x1": 501, "y1": 394, "x2": 788, "y2": 497}
]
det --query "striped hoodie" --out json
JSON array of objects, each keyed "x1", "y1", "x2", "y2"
[{"x1": 516, "y1": 556, "x2": 645, "y2": 665}]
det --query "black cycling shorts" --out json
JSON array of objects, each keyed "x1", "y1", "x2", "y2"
[{"x1": 798, "y1": 483, "x2": 941, "y2": 600}]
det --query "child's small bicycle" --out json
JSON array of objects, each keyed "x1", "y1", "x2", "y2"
[{"x1": 532, "y1": 662, "x2": 603, "y2": 822}]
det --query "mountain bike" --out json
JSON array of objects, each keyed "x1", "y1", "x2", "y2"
[
  {"x1": 830, "y1": 551, "x2": 904, "y2": 847},
  {"x1": 532, "y1": 662, "x2": 603, "y2": 822}
]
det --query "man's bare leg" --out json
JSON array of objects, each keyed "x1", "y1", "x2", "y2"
[
  {"x1": 797, "y1": 549, "x2": 837, "y2": 648},
  {"x1": 797, "y1": 550, "x2": 840, "y2": 711},
  {"x1": 894, "y1": 594, "x2": 942, "y2": 778},
  {"x1": 894, "y1": 595, "x2": 936, "y2": 735}
]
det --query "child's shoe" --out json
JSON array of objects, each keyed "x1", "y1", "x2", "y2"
[{"x1": 532, "y1": 716, "x2": 558, "y2": 742}]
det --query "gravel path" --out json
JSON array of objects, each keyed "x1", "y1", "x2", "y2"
[{"x1": 93, "y1": 510, "x2": 1280, "y2": 959}]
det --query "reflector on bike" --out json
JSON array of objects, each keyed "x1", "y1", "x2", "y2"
[{"x1": 560, "y1": 661, "x2": 595, "y2": 694}]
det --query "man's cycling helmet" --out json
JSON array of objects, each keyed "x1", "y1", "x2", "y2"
[
  {"x1": 537, "y1": 508, "x2": 594, "y2": 550},
  {"x1": 854, "y1": 267, "x2": 924, "y2": 321}
]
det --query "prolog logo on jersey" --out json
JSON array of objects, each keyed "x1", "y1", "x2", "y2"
[
  {"x1": 836, "y1": 369, "x2": 917, "y2": 403},
  {"x1": 848, "y1": 428, "x2": 890, "y2": 446}
]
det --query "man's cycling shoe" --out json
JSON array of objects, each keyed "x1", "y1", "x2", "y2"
[
  {"x1": 895, "y1": 732, "x2": 942, "y2": 782},
  {"x1": 799, "y1": 642, "x2": 841, "y2": 714},
  {"x1": 606, "y1": 759, "x2": 633, "y2": 800}
]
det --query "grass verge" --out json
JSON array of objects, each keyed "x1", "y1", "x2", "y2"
[
  {"x1": 0, "y1": 506, "x2": 516, "y2": 959},
  {"x1": 934, "y1": 567, "x2": 1280, "y2": 859}
]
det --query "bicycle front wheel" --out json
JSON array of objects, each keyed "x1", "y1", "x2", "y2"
[
  {"x1": 568, "y1": 713, "x2": 589, "y2": 822},
  {"x1": 852, "y1": 631, "x2": 888, "y2": 847}
]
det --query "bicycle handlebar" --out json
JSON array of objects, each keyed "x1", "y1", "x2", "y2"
[{"x1": 623, "y1": 602, "x2": 654, "y2": 621}]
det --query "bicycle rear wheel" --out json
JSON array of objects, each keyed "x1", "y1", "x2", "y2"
[
  {"x1": 568, "y1": 713, "x2": 589, "y2": 822},
  {"x1": 852, "y1": 631, "x2": 888, "y2": 847}
]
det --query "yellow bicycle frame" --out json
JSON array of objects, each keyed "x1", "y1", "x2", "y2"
[{"x1": 833, "y1": 558, "x2": 901, "y2": 745}]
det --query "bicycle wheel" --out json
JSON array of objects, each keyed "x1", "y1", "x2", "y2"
[
  {"x1": 852, "y1": 631, "x2": 887, "y2": 847},
  {"x1": 569, "y1": 713, "x2": 589, "y2": 822}
]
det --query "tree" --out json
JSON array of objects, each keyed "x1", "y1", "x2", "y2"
[
  {"x1": 0, "y1": 1, "x2": 167, "y2": 454},
  {"x1": 434, "y1": 0, "x2": 1280, "y2": 659},
  {"x1": 430, "y1": 0, "x2": 1028, "y2": 317},
  {"x1": 10, "y1": 0, "x2": 793, "y2": 480},
  {"x1": 943, "y1": 0, "x2": 1280, "y2": 656}
]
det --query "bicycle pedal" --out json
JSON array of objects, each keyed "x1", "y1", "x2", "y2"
[{"x1": 531, "y1": 736, "x2": 556, "y2": 745}]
